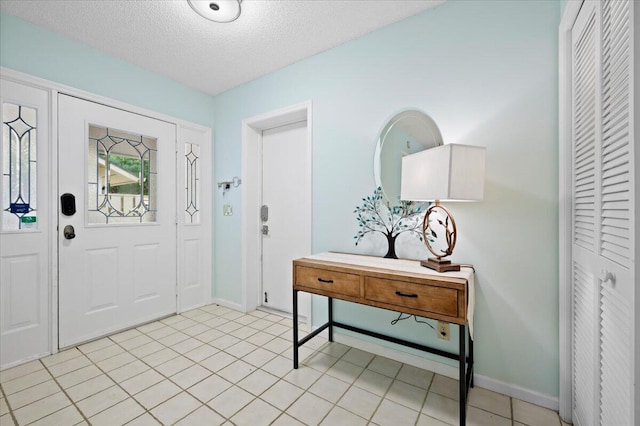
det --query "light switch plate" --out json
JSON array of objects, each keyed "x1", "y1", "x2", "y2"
[{"x1": 223, "y1": 204, "x2": 233, "y2": 216}]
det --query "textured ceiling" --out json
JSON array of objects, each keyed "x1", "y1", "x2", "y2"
[{"x1": 0, "y1": 0, "x2": 444, "y2": 96}]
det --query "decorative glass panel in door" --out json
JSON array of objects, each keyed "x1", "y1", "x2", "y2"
[
  {"x1": 87, "y1": 125, "x2": 157, "y2": 224},
  {"x1": 2, "y1": 103, "x2": 37, "y2": 230},
  {"x1": 184, "y1": 142, "x2": 200, "y2": 224}
]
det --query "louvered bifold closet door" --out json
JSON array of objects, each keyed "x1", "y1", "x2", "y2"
[
  {"x1": 571, "y1": 2, "x2": 600, "y2": 425},
  {"x1": 598, "y1": 0, "x2": 634, "y2": 425},
  {"x1": 570, "y1": 1, "x2": 637, "y2": 425}
]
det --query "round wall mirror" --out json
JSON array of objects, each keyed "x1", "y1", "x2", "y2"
[{"x1": 374, "y1": 109, "x2": 443, "y2": 205}]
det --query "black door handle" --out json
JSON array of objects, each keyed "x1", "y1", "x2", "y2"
[
  {"x1": 395, "y1": 291, "x2": 418, "y2": 298},
  {"x1": 317, "y1": 278, "x2": 334, "y2": 283}
]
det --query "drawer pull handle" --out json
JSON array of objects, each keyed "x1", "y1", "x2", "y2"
[
  {"x1": 317, "y1": 278, "x2": 334, "y2": 284},
  {"x1": 395, "y1": 291, "x2": 418, "y2": 298}
]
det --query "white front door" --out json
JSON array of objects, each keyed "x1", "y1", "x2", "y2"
[
  {"x1": 58, "y1": 94, "x2": 177, "y2": 348},
  {"x1": 261, "y1": 121, "x2": 310, "y2": 315},
  {"x1": 0, "y1": 79, "x2": 51, "y2": 368}
]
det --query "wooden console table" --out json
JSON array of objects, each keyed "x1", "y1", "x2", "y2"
[{"x1": 292, "y1": 252, "x2": 474, "y2": 425}]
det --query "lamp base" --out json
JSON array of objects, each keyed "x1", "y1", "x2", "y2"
[{"x1": 420, "y1": 258, "x2": 461, "y2": 273}]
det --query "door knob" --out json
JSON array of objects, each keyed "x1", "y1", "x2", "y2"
[
  {"x1": 63, "y1": 225, "x2": 76, "y2": 240},
  {"x1": 600, "y1": 269, "x2": 615, "y2": 285}
]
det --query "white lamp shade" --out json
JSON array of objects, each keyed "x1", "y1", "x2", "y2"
[{"x1": 400, "y1": 144, "x2": 486, "y2": 202}]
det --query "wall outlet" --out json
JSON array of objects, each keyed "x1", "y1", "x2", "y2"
[
  {"x1": 437, "y1": 321, "x2": 450, "y2": 341},
  {"x1": 223, "y1": 204, "x2": 233, "y2": 216}
]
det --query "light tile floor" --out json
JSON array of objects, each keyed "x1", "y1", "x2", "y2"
[{"x1": 0, "y1": 304, "x2": 568, "y2": 426}]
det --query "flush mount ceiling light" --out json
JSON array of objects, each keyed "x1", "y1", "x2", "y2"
[{"x1": 188, "y1": 0, "x2": 241, "y2": 23}]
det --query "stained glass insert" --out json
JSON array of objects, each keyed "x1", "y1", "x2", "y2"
[
  {"x1": 87, "y1": 125, "x2": 157, "y2": 224},
  {"x1": 185, "y1": 143, "x2": 200, "y2": 224},
  {"x1": 2, "y1": 103, "x2": 38, "y2": 231}
]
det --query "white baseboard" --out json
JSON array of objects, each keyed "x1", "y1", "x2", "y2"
[
  {"x1": 206, "y1": 301, "x2": 561, "y2": 412},
  {"x1": 210, "y1": 297, "x2": 244, "y2": 312},
  {"x1": 331, "y1": 330, "x2": 559, "y2": 412},
  {"x1": 178, "y1": 301, "x2": 209, "y2": 315},
  {"x1": 333, "y1": 333, "x2": 460, "y2": 378},
  {"x1": 473, "y1": 375, "x2": 559, "y2": 411}
]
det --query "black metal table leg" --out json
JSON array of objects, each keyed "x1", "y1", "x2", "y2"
[
  {"x1": 293, "y1": 289, "x2": 299, "y2": 369},
  {"x1": 328, "y1": 297, "x2": 333, "y2": 342},
  {"x1": 469, "y1": 331, "x2": 474, "y2": 388},
  {"x1": 459, "y1": 324, "x2": 466, "y2": 425}
]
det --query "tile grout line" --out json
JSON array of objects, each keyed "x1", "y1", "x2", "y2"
[
  {"x1": 0, "y1": 306, "x2": 243, "y2": 424},
  {"x1": 216, "y1": 327, "x2": 320, "y2": 424},
  {"x1": 15, "y1": 314, "x2": 353, "y2": 424},
  {"x1": 297, "y1": 345, "x2": 387, "y2": 425},
  {"x1": 196, "y1": 307, "x2": 296, "y2": 423},
  {"x1": 264, "y1": 347, "x2": 336, "y2": 425},
  {"x1": 368, "y1": 355, "x2": 407, "y2": 424},
  {"x1": 104, "y1": 309, "x2": 226, "y2": 424},
  {"x1": 511, "y1": 396, "x2": 515, "y2": 426},
  {"x1": 42, "y1": 314, "x2": 205, "y2": 424},
  {"x1": 2, "y1": 354, "x2": 87, "y2": 421},
  {"x1": 36, "y1": 359, "x2": 91, "y2": 425},
  {"x1": 412, "y1": 373, "x2": 434, "y2": 426},
  {"x1": 203, "y1": 318, "x2": 331, "y2": 425},
  {"x1": 0, "y1": 376, "x2": 20, "y2": 426},
  {"x1": 2, "y1": 306, "x2": 549, "y2": 426},
  {"x1": 114, "y1": 307, "x2": 284, "y2": 424},
  {"x1": 89, "y1": 340, "x2": 167, "y2": 426},
  {"x1": 135, "y1": 314, "x2": 350, "y2": 422}
]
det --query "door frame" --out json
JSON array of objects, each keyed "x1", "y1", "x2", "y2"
[
  {"x1": 0, "y1": 66, "x2": 213, "y2": 359},
  {"x1": 558, "y1": 1, "x2": 584, "y2": 423},
  {"x1": 241, "y1": 101, "x2": 312, "y2": 326}
]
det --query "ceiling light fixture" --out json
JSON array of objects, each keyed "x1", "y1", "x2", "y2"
[{"x1": 188, "y1": 0, "x2": 241, "y2": 23}]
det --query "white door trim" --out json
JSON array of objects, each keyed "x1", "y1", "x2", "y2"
[
  {"x1": 241, "y1": 101, "x2": 313, "y2": 325},
  {"x1": 558, "y1": 1, "x2": 583, "y2": 423},
  {"x1": 0, "y1": 66, "x2": 212, "y2": 360}
]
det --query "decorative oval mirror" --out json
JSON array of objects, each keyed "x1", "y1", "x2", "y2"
[{"x1": 374, "y1": 110, "x2": 443, "y2": 205}]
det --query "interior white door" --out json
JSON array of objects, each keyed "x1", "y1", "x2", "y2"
[
  {"x1": 570, "y1": 4, "x2": 600, "y2": 425},
  {"x1": 58, "y1": 94, "x2": 177, "y2": 348},
  {"x1": 261, "y1": 121, "x2": 310, "y2": 315},
  {"x1": 570, "y1": 1, "x2": 636, "y2": 425},
  {"x1": 596, "y1": 0, "x2": 635, "y2": 424},
  {"x1": 0, "y1": 79, "x2": 50, "y2": 368}
]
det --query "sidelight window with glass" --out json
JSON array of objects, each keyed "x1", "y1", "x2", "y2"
[
  {"x1": 2, "y1": 103, "x2": 38, "y2": 231},
  {"x1": 184, "y1": 142, "x2": 200, "y2": 224}
]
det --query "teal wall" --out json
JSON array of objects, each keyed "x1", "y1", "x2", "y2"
[
  {"x1": 213, "y1": 0, "x2": 560, "y2": 397},
  {"x1": 1, "y1": 0, "x2": 561, "y2": 399},
  {"x1": 0, "y1": 12, "x2": 214, "y2": 128}
]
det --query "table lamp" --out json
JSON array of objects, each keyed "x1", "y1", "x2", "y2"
[{"x1": 400, "y1": 144, "x2": 486, "y2": 272}]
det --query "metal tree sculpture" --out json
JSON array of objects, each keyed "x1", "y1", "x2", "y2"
[{"x1": 353, "y1": 187, "x2": 427, "y2": 259}]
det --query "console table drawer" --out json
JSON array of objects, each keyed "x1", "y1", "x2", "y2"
[
  {"x1": 364, "y1": 277, "x2": 458, "y2": 317},
  {"x1": 295, "y1": 266, "x2": 360, "y2": 297}
]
